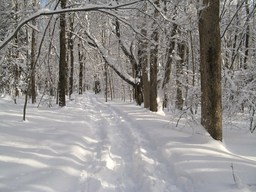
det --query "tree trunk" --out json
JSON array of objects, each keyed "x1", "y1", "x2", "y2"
[
  {"x1": 30, "y1": 0, "x2": 37, "y2": 104},
  {"x1": 162, "y1": 23, "x2": 177, "y2": 90},
  {"x1": 69, "y1": 14, "x2": 74, "y2": 99},
  {"x1": 138, "y1": 2, "x2": 150, "y2": 108},
  {"x1": 199, "y1": 0, "x2": 223, "y2": 141},
  {"x1": 149, "y1": 0, "x2": 160, "y2": 112},
  {"x1": 138, "y1": 27, "x2": 149, "y2": 108},
  {"x1": 78, "y1": 43, "x2": 83, "y2": 95},
  {"x1": 58, "y1": 0, "x2": 67, "y2": 107},
  {"x1": 175, "y1": 43, "x2": 186, "y2": 110},
  {"x1": 13, "y1": 0, "x2": 20, "y2": 104},
  {"x1": 30, "y1": 28, "x2": 36, "y2": 103},
  {"x1": 105, "y1": 62, "x2": 108, "y2": 102},
  {"x1": 108, "y1": 70, "x2": 113, "y2": 100},
  {"x1": 141, "y1": 54, "x2": 150, "y2": 108},
  {"x1": 114, "y1": 15, "x2": 142, "y2": 105},
  {"x1": 132, "y1": 52, "x2": 143, "y2": 105},
  {"x1": 243, "y1": 0, "x2": 250, "y2": 69}
]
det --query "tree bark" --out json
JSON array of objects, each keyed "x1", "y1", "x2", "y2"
[
  {"x1": 141, "y1": 48, "x2": 150, "y2": 108},
  {"x1": 58, "y1": 0, "x2": 67, "y2": 107},
  {"x1": 199, "y1": 0, "x2": 223, "y2": 141},
  {"x1": 138, "y1": 2, "x2": 150, "y2": 108},
  {"x1": 78, "y1": 43, "x2": 83, "y2": 95},
  {"x1": 243, "y1": 0, "x2": 250, "y2": 69},
  {"x1": 30, "y1": 0, "x2": 37, "y2": 104},
  {"x1": 69, "y1": 14, "x2": 74, "y2": 99},
  {"x1": 30, "y1": 27, "x2": 36, "y2": 103},
  {"x1": 13, "y1": 0, "x2": 20, "y2": 104},
  {"x1": 149, "y1": 0, "x2": 160, "y2": 112},
  {"x1": 175, "y1": 43, "x2": 186, "y2": 110}
]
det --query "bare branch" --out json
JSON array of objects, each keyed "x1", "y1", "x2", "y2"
[
  {"x1": 84, "y1": 30, "x2": 136, "y2": 87},
  {"x1": 0, "y1": 0, "x2": 144, "y2": 50},
  {"x1": 221, "y1": 0, "x2": 247, "y2": 38}
]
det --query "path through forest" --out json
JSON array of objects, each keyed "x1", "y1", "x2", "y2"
[
  {"x1": 0, "y1": 93, "x2": 255, "y2": 192},
  {"x1": 77, "y1": 93, "x2": 180, "y2": 192}
]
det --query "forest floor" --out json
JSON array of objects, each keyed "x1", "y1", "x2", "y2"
[{"x1": 0, "y1": 92, "x2": 256, "y2": 192}]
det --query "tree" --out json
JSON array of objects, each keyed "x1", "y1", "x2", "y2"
[
  {"x1": 78, "y1": 43, "x2": 83, "y2": 95},
  {"x1": 30, "y1": 0, "x2": 38, "y2": 104},
  {"x1": 175, "y1": 42, "x2": 187, "y2": 110},
  {"x1": 68, "y1": 13, "x2": 75, "y2": 99},
  {"x1": 149, "y1": 0, "x2": 160, "y2": 112},
  {"x1": 58, "y1": 0, "x2": 67, "y2": 107},
  {"x1": 139, "y1": 17, "x2": 150, "y2": 108},
  {"x1": 136, "y1": 1, "x2": 150, "y2": 108},
  {"x1": 199, "y1": 0, "x2": 222, "y2": 141}
]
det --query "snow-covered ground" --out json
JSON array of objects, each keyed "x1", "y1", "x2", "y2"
[{"x1": 0, "y1": 92, "x2": 255, "y2": 192}]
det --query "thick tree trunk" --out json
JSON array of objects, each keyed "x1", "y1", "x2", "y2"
[
  {"x1": 138, "y1": 3, "x2": 150, "y2": 108},
  {"x1": 199, "y1": 0, "x2": 222, "y2": 141},
  {"x1": 149, "y1": 0, "x2": 160, "y2": 112},
  {"x1": 58, "y1": 0, "x2": 67, "y2": 107},
  {"x1": 132, "y1": 53, "x2": 143, "y2": 105},
  {"x1": 149, "y1": 43, "x2": 158, "y2": 111}
]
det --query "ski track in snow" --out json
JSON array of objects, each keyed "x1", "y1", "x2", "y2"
[
  {"x1": 0, "y1": 93, "x2": 256, "y2": 192},
  {"x1": 79, "y1": 93, "x2": 180, "y2": 192}
]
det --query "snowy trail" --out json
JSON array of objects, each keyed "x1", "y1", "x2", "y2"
[
  {"x1": 0, "y1": 93, "x2": 256, "y2": 192},
  {"x1": 80, "y1": 93, "x2": 180, "y2": 192},
  {"x1": 97, "y1": 97, "x2": 256, "y2": 192},
  {"x1": 78, "y1": 94, "x2": 140, "y2": 191}
]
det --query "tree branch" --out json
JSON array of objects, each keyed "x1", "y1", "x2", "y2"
[
  {"x1": 0, "y1": 0, "x2": 144, "y2": 50},
  {"x1": 84, "y1": 30, "x2": 136, "y2": 87}
]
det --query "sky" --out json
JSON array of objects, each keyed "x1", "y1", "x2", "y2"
[{"x1": 40, "y1": 0, "x2": 48, "y2": 7}]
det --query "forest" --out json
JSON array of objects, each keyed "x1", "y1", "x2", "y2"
[
  {"x1": 0, "y1": 0, "x2": 256, "y2": 140},
  {"x1": 0, "y1": 1, "x2": 256, "y2": 191}
]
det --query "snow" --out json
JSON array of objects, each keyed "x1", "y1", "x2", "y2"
[{"x1": 0, "y1": 92, "x2": 256, "y2": 192}]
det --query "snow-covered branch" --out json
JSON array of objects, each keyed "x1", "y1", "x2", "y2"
[
  {"x1": 113, "y1": 18, "x2": 138, "y2": 69},
  {"x1": 0, "y1": 0, "x2": 144, "y2": 50},
  {"x1": 84, "y1": 31, "x2": 136, "y2": 87}
]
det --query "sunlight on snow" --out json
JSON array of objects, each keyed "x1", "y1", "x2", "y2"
[
  {"x1": 101, "y1": 146, "x2": 122, "y2": 171},
  {"x1": 0, "y1": 155, "x2": 48, "y2": 168}
]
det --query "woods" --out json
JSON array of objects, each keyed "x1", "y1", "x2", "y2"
[{"x1": 0, "y1": 0, "x2": 256, "y2": 140}]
